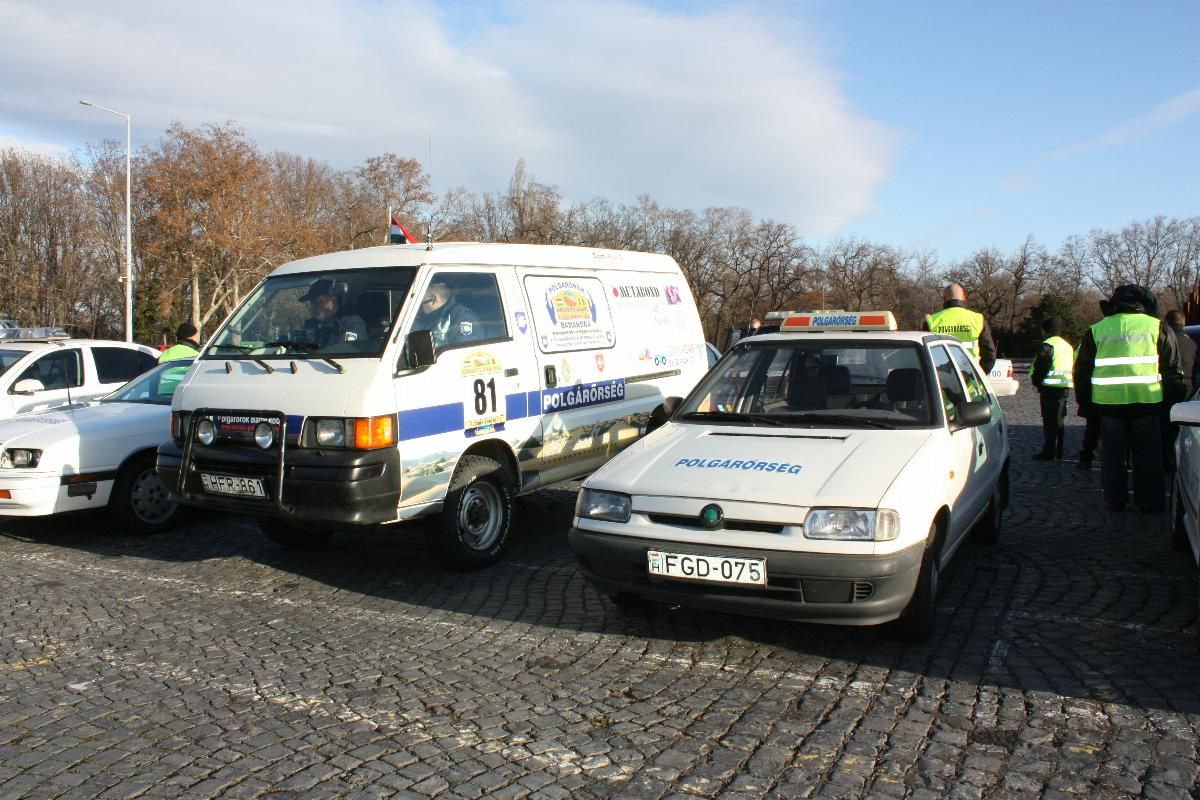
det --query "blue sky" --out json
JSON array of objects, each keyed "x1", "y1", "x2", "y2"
[{"x1": 0, "y1": 0, "x2": 1196, "y2": 262}]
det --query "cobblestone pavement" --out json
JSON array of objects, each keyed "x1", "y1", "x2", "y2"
[{"x1": 1, "y1": 389, "x2": 1198, "y2": 800}]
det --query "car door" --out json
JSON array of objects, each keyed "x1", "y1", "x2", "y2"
[
  {"x1": 89, "y1": 345, "x2": 158, "y2": 397},
  {"x1": 9, "y1": 348, "x2": 84, "y2": 414},
  {"x1": 948, "y1": 344, "x2": 1005, "y2": 487},
  {"x1": 930, "y1": 345, "x2": 984, "y2": 548}
]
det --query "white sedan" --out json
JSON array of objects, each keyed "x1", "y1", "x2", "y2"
[
  {"x1": 986, "y1": 358, "x2": 1019, "y2": 397},
  {"x1": 0, "y1": 359, "x2": 192, "y2": 533}
]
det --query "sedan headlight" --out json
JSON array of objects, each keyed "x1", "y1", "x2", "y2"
[
  {"x1": 804, "y1": 508, "x2": 899, "y2": 541},
  {"x1": 1, "y1": 448, "x2": 42, "y2": 469},
  {"x1": 575, "y1": 488, "x2": 632, "y2": 523}
]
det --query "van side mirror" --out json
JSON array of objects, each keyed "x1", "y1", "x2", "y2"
[
  {"x1": 407, "y1": 330, "x2": 436, "y2": 368},
  {"x1": 12, "y1": 378, "x2": 44, "y2": 395},
  {"x1": 646, "y1": 396, "x2": 683, "y2": 435},
  {"x1": 956, "y1": 399, "x2": 992, "y2": 427}
]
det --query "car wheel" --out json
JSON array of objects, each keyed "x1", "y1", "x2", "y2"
[
  {"x1": 107, "y1": 452, "x2": 181, "y2": 534},
  {"x1": 434, "y1": 455, "x2": 513, "y2": 571},
  {"x1": 896, "y1": 521, "x2": 940, "y2": 642},
  {"x1": 1171, "y1": 485, "x2": 1189, "y2": 553},
  {"x1": 258, "y1": 517, "x2": 332, "y2": 548}
]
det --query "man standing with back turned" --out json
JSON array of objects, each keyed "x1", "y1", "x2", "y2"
[
  {"x1": 1029, "y1": 317, "x2": 1073, "y2": 460},
  {"x1": 1074, "y1": 284, "x2": 1183, "y2": 512},
  {"x1": 924, "y1": 283, "x2": 997, "y2": 374}
]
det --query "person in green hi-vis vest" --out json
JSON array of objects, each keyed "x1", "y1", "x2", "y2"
[
  {"x1": 1029, "y1": 317, "x2": 1073, "y2": 461},
  {"x1": 158, "y1": 321, "x2": 200, "y2": 363},
  {"x1": 1074, "y1": 284, "x2": 1184, "y2": 513},
  {"x1": 923, "y1": 283, "x2": 997, "y2": 374}
]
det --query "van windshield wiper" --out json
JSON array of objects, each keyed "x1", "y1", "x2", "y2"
[
  {"x1": 208, "y1": 343, "x2": 251, "y2": 353},
  {"x1": 788, "y1": 413, "x2": 895, "y2": 429},
  {"x1": 678, "y1": 410, "x2": 786, "y2": 426}
]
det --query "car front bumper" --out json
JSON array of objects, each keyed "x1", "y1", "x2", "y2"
[
  {"x1": 568, "y1": 527, "x2": 924, "y2": 626},
  {"x1": 0, "y1": 472, "x2": 111, "y2": 517}
]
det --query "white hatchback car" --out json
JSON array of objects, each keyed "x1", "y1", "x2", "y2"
[
  {"x1": 986, "y1": 358, "x2": 1019, "y2": 397},
  {"x1": 569, "y1": 311, "x2": 1010, "y2": 641},
  {"x1": 0, "y1": 328, "x2": 159, "y2": 418},
  {"x1": 0, "y1": 359, "x2": 193, "y2": 533},
  {"x1": 1170, "y1": 397, "x2": 1200, "y2": 639}
]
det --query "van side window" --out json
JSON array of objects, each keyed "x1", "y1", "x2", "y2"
[{"x1": 415, "y1": 272, "x2": 507, "y2": 350}]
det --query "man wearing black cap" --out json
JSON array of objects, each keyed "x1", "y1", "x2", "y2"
[
  {"x1": 158, "y1": 321, "x2": 201, "y2": 363},
  {"x1": 1074, "y1": 284, "x2": 1184, "y2": 512},
  {"x1": 1029, "y1": 317, "x2": 1073, "y2": 460},
  {"x1": 299, "y1": 278, "x2": 366, "y2": 348}
]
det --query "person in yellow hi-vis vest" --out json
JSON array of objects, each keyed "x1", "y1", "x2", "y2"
[
  {"x1": 1029, "y1": 317, "x2": 1073, "y2": 460},
  {"x1": 1075, "y1": 284, "x2": 1184, "y2": 512},
  {"x1": 158, "y1": 321, "x2": 200, "y2": 363},
  {"x1": 923, "y1": 283, "x2": 997, "y2": 374}
]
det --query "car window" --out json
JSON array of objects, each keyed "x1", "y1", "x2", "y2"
[
  {"x1": 0, "y1": 349, "x2": 27, "y2": 378},
  {"x1": 93, "y1": 346, "x2": 156, "y2": 383},
  {"x1": 947, "y1": 346, "x2": 990, "y2": 402},
  {"x1": 931, "y1": 346, "x2": 966, "y2": 424},
  {"x1": 103, "y1": 361, "x2": 193, "y2": 405},
  {"x1": 417, "y1": 272, "x2": 507, "y2": 351},
  {"x1": 14, "y1": 349, "x2": 82, "y2": 391}
]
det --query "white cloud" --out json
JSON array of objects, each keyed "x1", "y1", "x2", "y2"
[{"x1": 0, "y1": 0, "x2": 896, "y2": 235}]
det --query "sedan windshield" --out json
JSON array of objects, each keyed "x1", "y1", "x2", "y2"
[
  {"x1": 682, "y1": 340, "x2": 935, "y2": 427},
  {"x1": 205, "y1": 267, "x2": 417, "y2": 359},
  {"x1": 102, "y1": 360, "x2": 194, "y2": 405}
]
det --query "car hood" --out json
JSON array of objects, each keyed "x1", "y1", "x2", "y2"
[
  {"x1": 0, "y1": 402, "x2": 168, "y2": 470},
  {"x1": 587, "y1": 421, "x2": 933, "y2": 508}
]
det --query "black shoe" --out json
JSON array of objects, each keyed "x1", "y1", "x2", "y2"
[
  {"x1": 1076, "y1": 458, "x2": 1093, "y2": 470},
  {"x1": 1105, "y1": 502, "x2": 1126, "y2": 512},
  {"x1": 1032, "y1": 452, "x2": 1054, "y2": 461}
]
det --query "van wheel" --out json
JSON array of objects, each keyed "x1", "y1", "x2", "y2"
[
  {"x1": 107, "y1": 452, "x2": 181, "y2": 534},
  {"x1": 896, "y1": 521, "x2": 940, "y2": 642},
  {"x1": 258, "y1": 517, "x2": 332, "y2": 549},
  {"x1": 975, "y1": 483, "x2": 1004, "y2": 544},
  {"x1": 435, "y1": 455, "x2": 513, "y2": 571}
]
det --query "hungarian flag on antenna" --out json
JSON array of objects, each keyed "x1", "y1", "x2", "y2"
[{"x1": 390, "y1": 214, "x2": 417, "y2": 244}]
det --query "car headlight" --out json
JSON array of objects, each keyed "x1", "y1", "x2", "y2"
[
  {"x1": 575, "y1": 488, "x2": 632, "y2": 523},
  {"x1": 310, "y1": 416, "x2": 395, "y2": 449},
  {"x1": 195, "y1": 419, "x2": 216, "y2": 445},
  {"x1": 803, "y1": 508, "x2": 899, "y2": 541},
  {"x1": 315, "y1": 419, "x2": 346, "y2": 447},
  {"x1": 1, "y1": 448, "x2": 42, "y2": 469}
]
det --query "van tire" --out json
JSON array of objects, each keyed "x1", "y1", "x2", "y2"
[
  {"x1": 896, "y1": 521, "x2": 940, "y2": 642},
  {"x1": 259, "y1": 517, "x2": 332, "y2": 549},
  {"x1": 107, "y1": 452, "x2": 181, "y2": 535},
  {"x1": 435, "y1": 455, "x2": 513, "y2": 571}
]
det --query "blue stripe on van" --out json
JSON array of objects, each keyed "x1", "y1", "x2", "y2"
[
  {"x1": 505, "y1": 392, "x2": 529, "y2": 421},
  {"x1": 398, "y1": 402, "x2": 465, "y2": 441}
]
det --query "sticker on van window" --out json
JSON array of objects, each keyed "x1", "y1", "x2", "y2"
[
  {"x1": 524, "y1": 276, "x2": 615, "y2": 353},
  {"x1": 514, "y1": 311, "x2": 528, "y2": 335}
]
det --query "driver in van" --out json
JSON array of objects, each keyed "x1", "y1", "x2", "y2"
[
  {"x1": 300, "y1": 278, "x2": 366, "y2": 347},
  {"x1": 414, "y1": 280, "x2": 481, "y2": 347}
]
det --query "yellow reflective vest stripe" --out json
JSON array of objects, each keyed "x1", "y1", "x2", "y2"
[
  {"x1": 1089, "y1": 314, "x2": 1162, "y2": 404},
  {"x1": 158, "y1": 343, "x2": 199, "y2": 363},
  {"x1": 1028, "y1": 335, "x2": 1074, "y2": 388},
  {"x1": 925, "y1": 306, "x2": 985, "y2": 353}
]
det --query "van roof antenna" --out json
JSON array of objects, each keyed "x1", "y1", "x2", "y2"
[{"x1": 426, "y1": 137, "x2": 435, "y2": 251}]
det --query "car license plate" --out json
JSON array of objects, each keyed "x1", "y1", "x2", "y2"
[
  {"x1": 646, "y1": 550, "x2": 766, "y2": 585},
  {"x1": 200, "y1": 473, "x2": 265, "y2": 498}
]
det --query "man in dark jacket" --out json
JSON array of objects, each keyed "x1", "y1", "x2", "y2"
[
  {"x1": 922, "y1": 283, "x2": 997, "y2": 373},
  {"x1": 1162, "y1": 309, "x2": 1196, "y2": 472},
  {"x1": 1029, "y1": 317, "x2": 1072, "y2": 460},
  {"x1": 1075, "y1": 285, "x2": 1184, "y2": 512},
  {"x1": 300, "y1": 278, "x2": 367, "y2": 348},
  {"x1": 414, "y1": 280, "x2": 481, "y2": 348}
]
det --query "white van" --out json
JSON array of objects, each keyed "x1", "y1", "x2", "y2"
[{"x1": 157, "y1": 242, "x2": 708, "y2": 568}]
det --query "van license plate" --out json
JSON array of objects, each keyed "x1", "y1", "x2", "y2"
[
  {"x1": 200, "y1": 473, "x2": 265, "y2": 498},
  {"x1": 647, "y1": 550, "x2": 766, "y2": 585}
]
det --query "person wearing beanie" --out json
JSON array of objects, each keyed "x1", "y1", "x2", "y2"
[
  {"x1": 1029, "y1": 316, "x2": 1073, "y2": 460},
  {"x1": 1074, "y1": 285, "x2": 1184, "y2": 512},
  {"x1": 1161, "y1": 309, "x2": 1196, "y2": 473},
  {"x1": 159, "y1": 321, "x2": 201, "y2": 363}
]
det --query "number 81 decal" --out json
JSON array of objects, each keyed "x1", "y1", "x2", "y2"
[{"x1": 461, "y1": 352, "x2": 506, "y2": 436}]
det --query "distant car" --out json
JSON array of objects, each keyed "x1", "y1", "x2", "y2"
[
  {"x1": 0, "y1": 328, "x2": 158, "y2": 419},
  {"x1": 986, "y1": 359, "x2": 1019, "y2": 397},
  {"x1": 0, "y1": 359, "x2": 193, "y2": 533},
  {"x1": 1170, "y1": 395, "x2": 1200, "y2": 640}
]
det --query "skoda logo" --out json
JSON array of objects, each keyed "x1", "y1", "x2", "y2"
[{"x1": 699, "y1": 503, "x2": 724, "y2": 530}]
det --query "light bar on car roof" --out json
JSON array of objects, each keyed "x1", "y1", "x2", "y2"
[
  {"x1": 0, "y1": 327, "x2": 70, "y2": 341},
  {"x1": 779, "y1": 311, "x2": 898, "y2": 332}
]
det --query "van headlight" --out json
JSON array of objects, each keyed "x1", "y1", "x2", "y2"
[
  {"x1": 1, "y1": 448, "x2": 41, "y2": 468},
  {"x1": 310, "y1": 415, "x2": 395, "y2": 450},
  {"x1": 803, "y1": 508, "x2": 899, "y2": 541},
  {"x1": 575, "y1": 488, "x2": 632, "y2": 523}
]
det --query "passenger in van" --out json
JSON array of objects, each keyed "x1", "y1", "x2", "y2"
[
  {"x1": 299, "y1": 279, "x2": 367, "y2": 347},
  {"x1": 415, "y1": 280, "x2": 481, "y2": 347}
]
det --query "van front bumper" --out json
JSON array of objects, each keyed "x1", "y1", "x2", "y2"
[
  {"x1": 157, "y1": 441, "x2": 400, "y2": 527},
  {"x1": 568, "y1": 527, "x2": 923, "y2": 626}
]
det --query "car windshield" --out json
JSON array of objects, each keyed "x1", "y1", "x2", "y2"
[
  {"x1": 205, "y1": 266, "x2": 417, "y2": 359},
  {"x1": 679, "y1": 339, "x2": 935, "y2": 428},
  {"x1": 0, "y1": 348, "x2": 28, "y2": 378},
  {"x1": 102, "y1": 359, "x2": 194, "y2": 405}
]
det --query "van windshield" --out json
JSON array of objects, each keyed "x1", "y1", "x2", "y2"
[{"x1": 205, "y1": 267, "x2": 417, "y2": 359}]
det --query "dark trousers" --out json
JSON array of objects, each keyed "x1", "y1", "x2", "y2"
[
  {"x1": 1038, "y1": 389, "x2": 1067, "y2": 457},
  {"x1": 1099, "y1": 412, "x2": 1163, "y2": 508},
  {"x1": 1080, "y1": 410, "x2": 1101, "y2": 458}
]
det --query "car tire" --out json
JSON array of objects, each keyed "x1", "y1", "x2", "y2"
[
  {"x1": 258, "y1": 517, "x2": 332, "y2": 549},
  {"x1": 107, "y1": 452, "x2": 181, "y2": 535},
  {"x1": 1171, "y1": 486, "x2": 1189, "y2": 553},
  {"x1": 434, "y1": 455, "x2": 513, "y2": 571},
  {"x1": 896, "y1": 521, "x2": 940, "y2": 643}
]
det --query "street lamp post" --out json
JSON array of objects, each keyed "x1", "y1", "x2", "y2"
[{"x1": 79, "y1": 99, "x2": 133, "y2": 343}]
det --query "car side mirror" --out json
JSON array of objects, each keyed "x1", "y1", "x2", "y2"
[
  {"x1": 12, "y1": 378, "x2": 45, "y2": 395},
  {"x1": 646, "y1": 396, "x2": 683, "y2": 436},
  {"x1": 406, "y1": 330, "x2": 436, "y2": 368},
  {"x1": 956, "y1": 399, "x2": 992, "y2": 427}
]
